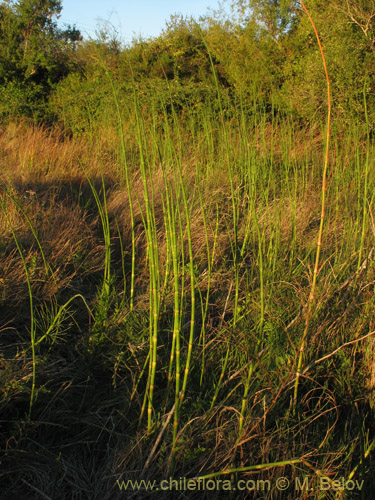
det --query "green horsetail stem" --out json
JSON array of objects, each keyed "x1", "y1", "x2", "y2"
[{"x1": 130, "y1": 73, "x2": 160, "y2": 432}]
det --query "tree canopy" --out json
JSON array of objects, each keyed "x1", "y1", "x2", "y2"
[{"x1": 0, "y1": 0, "x2": 81, "y2": 118}]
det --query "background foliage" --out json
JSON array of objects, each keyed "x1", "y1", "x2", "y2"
[{"x1": 1, "y1": 0, "x2": 375, "y2": 126}]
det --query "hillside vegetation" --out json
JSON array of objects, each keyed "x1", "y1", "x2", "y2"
[{"x1": 1, "y1": 1, "x2": 375, "y2": 498}]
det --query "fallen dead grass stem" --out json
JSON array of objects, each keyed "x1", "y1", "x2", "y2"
[
  {"x1": 302, "y1": 329, "x2": 375, "y2": 375},
  {"x1": 193, "y1": 458, "x2": 302, "y2": 480}
]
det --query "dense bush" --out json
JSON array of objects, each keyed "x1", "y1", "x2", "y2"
[
  {"x1": 0, "y1": 0, "x2": 81, "y2": 120},
  {"x1": 2, "y1": 1, "x2": 375, "y2": 127}
]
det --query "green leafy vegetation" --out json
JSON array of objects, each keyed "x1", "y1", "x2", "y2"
[
  {"x1": 1, "y1": 0, "x2": 375, "y2": 498},
  {"x1": 0, "y1": 0, "x2": 81, "y2": 119}
]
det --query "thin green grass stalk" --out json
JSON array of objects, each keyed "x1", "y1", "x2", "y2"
[
  {"x1": 336, "y1": 441, "x2": 375, "y2": 500},
  {"x1": 103, "y1": 62, "x2": 136, "y2": 312},
  {"x1": 100, "y1": 170, "x2": 111, "y2": 295},
  {"x1": 35, "y1": 294, "x2": 93, "y2": 346},
  {"x1": 115, "y1": 219, "x2": 127, "y2": 304},
  {"x1": 194, "y1": 458, "x2": 302, "y2": 481},
  {"x1": 127, "y1": 189, "x2": 158, "y2": 426},
  {"x1": 199, "y1": 199, "x2": 220, "y2": 386},
  {"x1": 131, "y1": 352, "x2": 151, "y2": 403},
  {"x1": 210, "y1": 343, "x2": 230, "y2": 410},
  {"x1": 197, "y1": 25, "x2": 240, "y2": 325},
  {"x1": 168, "y1": 243, "x2": 182, "y2": 395},
  {"x1": 352, "y1": 126, "x2": 363, "y2": 244},
  {"x1": 177, "y1": 195, "x2": 195, "y2": 409},
  {"x1": 157, "y1": 120, "x2": 183, "y2": 404},
  {"x1": 4, "y1": 189, "x2": 67, "y2": 359},
  {"x1": 268, "y1": 199, "x2": 282, "y2": 300},
  {"x1": 4, "y1": 193, "x2": 93, "y2": 396},
  {"x1": 166, "y1": 213, "x2": 181, "y2": 396},
  {"x1": 200, "y1": 108, "x2": 215, "y2": 177},
  {"x1": 157, "y1": 192, "x2": 172, "y2": 316},
  {"x1": 170, "y1": 199, "x2": 186, "y2": 449},
  {"x1": 240, "y1": 146, "x2": 257, "y2": 259},
  {"x1": 238, "y1": 360, "x2": 254, "y2": 438},
  {"x1": 1, "y1": 200, "x2": 36, "y2": 419},
  {"x1": 293, "y1": 0, "x2": 331, "y2": 412},
  {"x1": 333, "y1": 143, "x2": 341, "y2": 261},
  {"x1": 170, "y1": 247, "x2": 182, "y2": 468},
  {"x1": 283, "y1": 144, "x2": 299, "y2": 271},
  {"x1": 243, "y1": 192, "x2": 266, "y2": 336},
  {"x1": 254, "y1": 212, "x2": 265, "y2": 333},
  {"x1": 134, "y1": 187, "x2": 156, "y2": 431},
  {"x1": 5, "y1": 191, "x2": 57, "y2": 287},
  {"x1": 357, "y1": 87, "x2": 370, "y2": 273},
  {"x1": 81, "y1": 163, "x2": 111, "y2": 298},
  {"x1": 238, "y1": 90, "x2": 250, "y2": 186},
  {"x1": 164, "y1": 206, "x2": 182, "y2": 388},
  {"x1": 150, "y1": 102, "x2": 172, "y2": 314}
]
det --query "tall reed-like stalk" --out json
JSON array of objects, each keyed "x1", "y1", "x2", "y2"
[
  {"x1": 357, "y1": 87, "x2": 370, "y2": 273},
  {"x1": 293, "y1": 0, "x2": 331, "y2": 411},
  {"x1": 198, "y1": 194, "x2": 219, "y2": 386},
  {"x1": 100, "y1": 55, "x2": 136, "y2": 312},
  {"x1": 159, "y1": 98, "x2": 197, "y2": 469},
  {"x1": 198, "y1": 25, "x2": 240, "y2": 326},
  {"x1": 5, "y1": 192, "x2": 56, "y2": 286},
  {"x1": 81, "y1": 165, "x2": 111, "y2": 299},
  {"x1": 130, "y1": 74, "x2": 161, "y2": 432}
]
